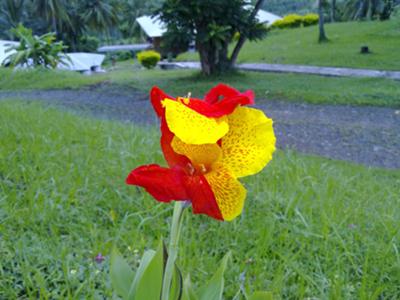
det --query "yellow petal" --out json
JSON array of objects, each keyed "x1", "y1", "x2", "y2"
[
  {"x1": 162, "y1": 99, "x2": 229, "y2": 144},
  {"x1": 220, "y1": 107, "x2": 276, "y2": 178},
  {"x1": 205, "y1": 164, "x2": 246, "y2": 221},
  {"x1": 171, "y1": 136, "x2": 221, "y2": 168}
]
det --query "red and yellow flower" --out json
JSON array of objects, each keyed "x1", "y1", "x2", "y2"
[{"x1": 126, "y1": 84, "x2": 276, "y2": 221}]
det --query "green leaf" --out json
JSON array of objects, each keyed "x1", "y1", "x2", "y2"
[
  {"x1": 182, "y1": 275, "x2": 198, "y2": 300},
  {"x1": 197, "y1": 252, "x2": 231, "y2": 300},
  {"x1": 110, "y1": 247, "x2": 135, "y2": 300},
  {"x1": 248, "y1": 291, "x2": 274, "y2": 300},
  {"x1": 127, "y1": 249, "x2": 156, "y2": 299},
  {"x1": 169, "y1": 263, "x2": 183, "y2": 300},
  {"x1": 130, "y1": 241, "x2": 165, "y2": 300}
]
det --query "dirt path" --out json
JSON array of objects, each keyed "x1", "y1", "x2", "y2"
[{"x1": 1, "y1": 86, "x2": 399, "y2": 169}]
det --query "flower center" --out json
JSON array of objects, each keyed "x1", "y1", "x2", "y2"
[{"x1": 186, "y1": 162, "x2": 209, "y2": 176}]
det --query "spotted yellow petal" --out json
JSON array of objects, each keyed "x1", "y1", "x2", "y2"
[
  {"x1": 162, "y1": 99, "x2": 229, "y2": 144},
  {"x1": 205, "y1": 163, "x2": 246, "y2": 221},
  {"x1": 171, "y1": 136, "x2": 221, "y2": 168},
  {"x1": 220, "y1": 107, "x2": 276, "y2": 178}
]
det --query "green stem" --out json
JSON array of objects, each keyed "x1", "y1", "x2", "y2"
[{"x1": 161, "y1": 201, "x2": 186, "y2": 300}]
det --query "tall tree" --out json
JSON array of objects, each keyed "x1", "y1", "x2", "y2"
[
  {"x1": 0, "y1": 0, "x2": 25, "y2": 30},
  {"x1": 343, "y1": 0, "x2": 394, "y2": 20},
  {"x1": 32, "y1": 0, "x2": 69, "y2": 33},
  {"x1": 318, "y1": 0, "x2": 328, "y2": 42},
  {"x1": 80, "y1": 0, "x2": 118, "y2": 35},
  {"x1": 158, "y1": 0, "x2": 267, "y2": 75},
  {"x1": 331, "y1": 0, "x2": 337, "y2": 21}
]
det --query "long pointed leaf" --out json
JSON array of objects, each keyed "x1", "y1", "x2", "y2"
[
  {"x1": 127, "y1": 249, "x2": 156, "y2": 299},
  {"x1": 110, "y1": 247, "x2": 135, "y2": 300},
  {"x1": 197, "y1": 252, "x2": 231, "y2": 300},
  {"x1": 131, "y1": 241, "x2": 165, "y2": 300},
  {"x1": 182, "y1": 275, "x2": 198, "y2": 300},
  {"x1": 169, "y1": 263, "x2": 183, "y2": 300}
]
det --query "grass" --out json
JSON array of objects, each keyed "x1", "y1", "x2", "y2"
[
  {"x1": 1, "y1": 101, "x2": 399, "y2": 299},
  {"x1": 1, "y1": 66, "x2": 399, "y2": 107},
  {"x1": 0, "y1": 68, "x2": 106, "y2": 90},
  {"x1": 179, "y1": 20, "x2": 400, "y2": 71}
]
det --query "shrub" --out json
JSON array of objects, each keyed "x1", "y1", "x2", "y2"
[
  {"x1": 3, "y1": 24, "x2": 67, "y2": 68},
  {"x1": 137, "y1": 50, "x2": 161, "y2": 69},
  {"x1": 271, "y1": 13, "x2": 319, "y2": 30},
  {"x1": 78, "y1": 36, "x2": 100, "y2": 52},
  {"x1": 115, "y1": 51, "x2": 132, "y2": 61},
  {"x1": 302, "y1": 13, "x2": 319, "y2": 27},
  {"x1": 271, "y1": 14, "x2": 303, "y2": 29}
]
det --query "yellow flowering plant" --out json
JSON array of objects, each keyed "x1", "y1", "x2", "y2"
[{"x1": 111, "y1": 84, "x2": 276, "y2": 300}]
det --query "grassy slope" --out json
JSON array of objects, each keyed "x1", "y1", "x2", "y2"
[
  {"x1": 1, "y1": 67, "x2": 399, "y2": 107},
  {"x1": 179, "y1": 20, "x2": 400, "y2": 70},
  {"x1": 1, "y1": 101, "x2": 399, "y2": 299}
]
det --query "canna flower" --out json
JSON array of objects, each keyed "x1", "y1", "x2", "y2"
[{"x1": 126, "y1": 84, "x2": 275, "y2": 221}]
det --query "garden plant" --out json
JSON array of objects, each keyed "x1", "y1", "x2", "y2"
[{"x1": 111, "y1": 84, "x2": 276, "y2": 299}]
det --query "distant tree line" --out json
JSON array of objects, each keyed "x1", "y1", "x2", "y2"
[
  {"x1": 263, "y1": 0, "x2": 398, "y2": 21},
  {"x1": 0, "y1": 0, "x2": 397, "y2": 54}
]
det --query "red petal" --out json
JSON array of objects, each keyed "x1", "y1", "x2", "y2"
[
  {"x1": 184, "y1": 175, "x2": 223, "y2": 221},
  {"x1": 185, "y1": 95, "x2": 252, "y2": 118},
  {"x1": 160, "y1": 118, "x2": 191, "y2": 168},
  {"x1": 204, "y1": 83, "x2": 254, "y2": 105},
  {"x1": 126, "y1": 164, "x2": 188, "y2": 202},
  {"x1": 150, "y1": 86, "x2": 174, "y2": 118}
]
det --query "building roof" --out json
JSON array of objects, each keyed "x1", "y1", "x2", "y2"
[
  {"x1": 97, "y1": 44, "x2": 150, "y2": 53},
  {"x1": 256, "y1": 9, "x2": 282, "y2": 25},
  {"x1": 0, "y1": 40, "x2": 18, "y2": 65},
  {"x1": 136, "y1": 15, "x2": 166, "y2": 38},
  {"x1": 59, "y1": 53, "x2": 105, "y2": 71}
]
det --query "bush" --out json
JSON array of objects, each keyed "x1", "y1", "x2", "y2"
[
  {"x1": 272, "y1": 14, "x2": 303, "y2": 29},
  {"x1": 3, "y1": 24, "x2": 67, "y2": 68},
  {"x1": 137, "y1": 50, "x2": 161, "y2": 69},
  {"x1": 271, "y1": 13, "x2": 319, "y2": 29},
  {"x1": 77, "y1": 36, "x2": 100, "y2": 52},
  {"x1": 302, "y1": 13, "x2": 319, "y2": 27},
  {"x1": 115, "y1": 51, "x2": 132, "y2": 61}
]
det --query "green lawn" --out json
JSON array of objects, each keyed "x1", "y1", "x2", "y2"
[
  {"x1": 179, "y1": 20, "x2": 400, "y2": 71},
  {"x1": 1, "y1": 67, "x2": 399, "y2": 107},
  {"x1": 1, "y1": 101, "x2": 399, "y2": 299}
]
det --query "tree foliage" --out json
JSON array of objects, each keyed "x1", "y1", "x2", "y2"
[
  {"x1": 343, "y1": 0, "x2": 395, "y2": 20},
  {"x1": 157, "y1": 0, "x2": 267, "y2": 75},
  {"x1": 0, "y1": 0, "x2": 397, "y2": 54},
  {"x1": 3, "y1": 23, "x2": 68, "y2": 68}
]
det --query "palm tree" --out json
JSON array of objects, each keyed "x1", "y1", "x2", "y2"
[
  {"x1": 80, "y1": 0, "x2": 118, "y2": 35},
  {"x1": 32, "y1": 0, "x2": 69, "y2": 33},
  {"x1": 318, "y1": 0, "x2": 328, "y2": 42},
  {"x1": 0, "y1": 0, "x2": 26, "y2": 39},
  {"x1": 343, "y1": 0, "x2": 391, "y2": 20},
  {"x1": 331, "y1": 0, "x2": 336, "y2": 22},
  {"x1": 119, "y1": 0, "x2": 160, "y2": 38}
]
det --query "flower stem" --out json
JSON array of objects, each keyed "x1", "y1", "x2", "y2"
[{"x1": 161, "y1": 201, "x2": 186, "y2": 300}]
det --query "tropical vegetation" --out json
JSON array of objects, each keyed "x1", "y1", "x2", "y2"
[{"x1": 2, "y1": 23, "x2": 67, "y2": 68}]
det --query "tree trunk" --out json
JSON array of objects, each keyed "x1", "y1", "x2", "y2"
[
  {"x1": 330, "y1": 0, "x2": 336, "y2": 22},
  {"x1": 229, "y1": 0, "x2": 265, "y2": 67},
  {"x1": 198, "y1": 44, "x2": 211, "y2": 76},
  {"x1": 52, "y1": 15, "x2": 57, "y2": 34},
  {"x1": 318, "y1": 0, "x2": 328, "y2": 42}
]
